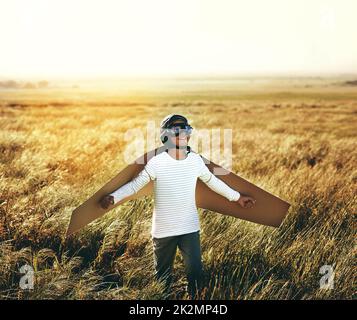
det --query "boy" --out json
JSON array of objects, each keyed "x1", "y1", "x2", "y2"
[{"x1": 100, "y1": 114, "x2": 255, "y2": 299}]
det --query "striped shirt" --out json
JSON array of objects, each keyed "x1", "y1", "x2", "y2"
[{"x1": 110, "y1": 151, "x2": 240, "y2": 238}]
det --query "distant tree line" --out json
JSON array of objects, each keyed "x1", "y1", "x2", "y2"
[{"x1": 0, "y1": 80, "x2": 49, "y2": 89}]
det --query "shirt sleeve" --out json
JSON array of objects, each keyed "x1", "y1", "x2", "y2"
[
  {"x1": 198, "y1": 156, "x2": 240, "y2": 202},
  {"x1": 110, "y1": 157, "x2": 157, "y2": 204}
]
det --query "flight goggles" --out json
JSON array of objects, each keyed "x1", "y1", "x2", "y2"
[{"x1": 166, "y1": 123, "x2": 193, "y2": 136}]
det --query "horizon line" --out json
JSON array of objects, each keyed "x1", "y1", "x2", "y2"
[{"x1": 1, "y1": 71, "x2": 357, "y2": 81}]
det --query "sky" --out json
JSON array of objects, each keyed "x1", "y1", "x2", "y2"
[{"x1": 0, "y1": 0, "x2": 356, "y2": 79}]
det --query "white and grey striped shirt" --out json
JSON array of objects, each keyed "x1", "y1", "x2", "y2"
[{"x1": 110, "y1": 151, "x2": 240, "y2": 238}]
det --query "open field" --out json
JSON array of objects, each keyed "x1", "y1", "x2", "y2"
[{"x1": 0, "y1": 77, "x2": 356, "y2": 299}]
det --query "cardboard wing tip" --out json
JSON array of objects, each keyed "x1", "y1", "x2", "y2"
[
  {"x1": 65, "y1": 220, "x2": 83, "y2": 238},
  {"x1": 262, "y1": 201, "x2": 291, "y2": 228},
  {"x1": 65, "y1": 223, "x2": 75, "y2": 239},
  {"x1": 65, "y1": 203, "x2": 110, "y2": 238},
  {"x1": 65, "y1": 230, "x2": 73, "y2": 239},
  {"x1": 276, "y1": 201, "x2": 291, "y2": 227},
  {"x1": 65, "y1": 209, "x2": 82, "y2": 239}
]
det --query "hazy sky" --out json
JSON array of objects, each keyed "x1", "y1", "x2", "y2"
[{"x1": 1, "y1": 0, "x2": 356, "y2": 78}]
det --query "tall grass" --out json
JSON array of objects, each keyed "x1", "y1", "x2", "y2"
[{"x1": 0, "y1": 89, "x2": 356, "y2": 299}]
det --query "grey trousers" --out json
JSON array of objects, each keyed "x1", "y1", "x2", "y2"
[{"x1": 152, "y1": 230, "x2": 203, "y2": 299}]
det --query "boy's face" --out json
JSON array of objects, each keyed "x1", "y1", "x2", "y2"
[{"x1": 168, "y1": 121, "x2": 191, "y2": 148}]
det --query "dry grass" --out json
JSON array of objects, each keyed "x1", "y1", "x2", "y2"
[{"x1": 0, "y1": 80, "x2": 356, "y2": 299}]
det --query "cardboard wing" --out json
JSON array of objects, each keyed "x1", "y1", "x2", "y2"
[{"x1": 66, "y1": 146, "x2": 290, "y2": 237}]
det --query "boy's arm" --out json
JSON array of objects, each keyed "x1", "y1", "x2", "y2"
[
  {"x1": 198, "y1": 159, "x2": 240, "y2": 202},
  {"x1": 198, "y1": 157, "x2": 256, "y2": 208},
  {"x1": 100, "y1": 159, "x2": 156, "y2": 208},
  {"x1": 109, "y1": 167, "x2": 153, "y2": 204}
]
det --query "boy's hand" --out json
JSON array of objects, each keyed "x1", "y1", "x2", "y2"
[
  {"x1": 99, "y1": 195, "x2": 114, "y2": 209},
  {"x1": 237, "y1": 196, "x2": 256, "y2": 209}
]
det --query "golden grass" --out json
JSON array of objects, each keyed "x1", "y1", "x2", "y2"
[{"x1": 0, "y1": 82, "x2": 356, "y2": 299}]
